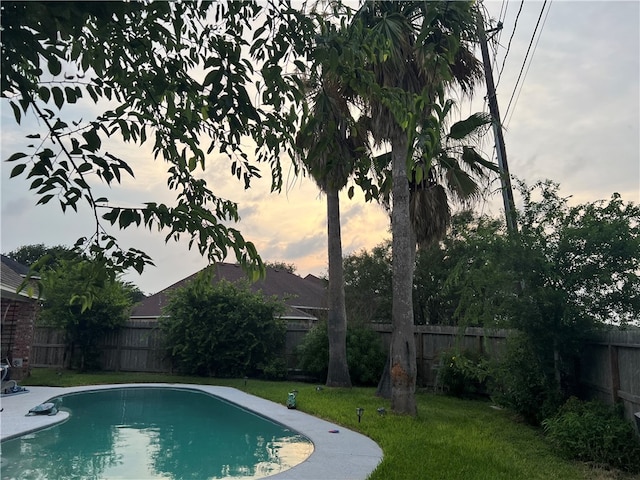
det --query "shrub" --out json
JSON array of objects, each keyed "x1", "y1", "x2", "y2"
[
  {"x1": 488, "y1": 334, "x2": 564, "y2": 424},
  {"x1": 159, "y1": 277, "x2": 286, "y2": 378},
  {"x1": 542, "y1": 397, "x2": 640, "y2": 473},
  {"x1": 296, "y1": 321, "x2": 386, "y2": 386},
  {"x1": 296, "y1": 322, "x2": 329, "y2": 381},
  {"x1": 437, "y1": 348, "x2": 489, "y2": 398},
  {"x1": 260, "y1": 358, "x2": 288, "y2": 380},
  {"x1": 346, "y1": 326, "x2": 386, "y2": 385}
]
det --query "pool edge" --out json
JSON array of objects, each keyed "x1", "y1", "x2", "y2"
[{"x1": 0, "y1": 384, "x2": 383, "y2": 480}]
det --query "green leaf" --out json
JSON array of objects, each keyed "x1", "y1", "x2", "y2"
[
  {"x1": 64, "y1": 86, "x2": 77, "y2": 103},
  {"x1": 37, "y1": 194, "x2": 55, "y2": 205},
  {"x1": 118, "y1": 209, "x2": 136, "y2": 229},
  {"x1": 6, "y1": 152, "x2": 27, "y2": 162},
  {"x1": 82, "y1": 129, "x2": 101, "y2": 152},
  {"x1": 52, "y1": 87, "x2": 64, "y2": 109},
  {"x1": 86, "y1": 84, "x2": 98, "y2": 103},
  {"x1": 77, "y1": 162, "x2": 93, "y2": 173},
  {"x1": 48, "y1": 56, "x2": 62, "y2": 76},
  {"x1": 10, "y1": 163, "x2": 27, "y2": 178},
  {"x1": 38, "y1": 86, "x2": 51, "y2": 103},
  {"x1": 9, "y1": 101, "x2": 21, "y2": 123},
  {"x1": 102, "y1": 208, "x2": 120, "y2": 224}
]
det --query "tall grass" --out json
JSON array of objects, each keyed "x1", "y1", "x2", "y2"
[{"x1": 22, "y1": 370, "x2": 632, "y2": 480}]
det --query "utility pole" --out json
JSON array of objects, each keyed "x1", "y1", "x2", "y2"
[{"x1": 478, "y1": 15, "x2": 518, "y2": 232}]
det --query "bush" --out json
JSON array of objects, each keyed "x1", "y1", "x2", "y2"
[
  {"x1": 488, "y1": 334, "x2": 564, "y2": 424},
  {"x1": 296, "y1": 321, "x2": 386, "y2": 386},
  {"x1": 437, "y1": 348, "x2": 489, "y2": 398},
  {"x1": 542, "y1": 397, "x2": 640, "y2": 473},
  {"x1": 260, "y1": 357, "x2": 288, "y2": 380},
  {"x1": 346, "y1": 326, "x2": 386, "y2": 385},
  {"x1": 296, "y1": 322, "x2": 329, "y2": 380},
  {"x1": 159, "y1": 277, "x2": 286, "y2": 378}
]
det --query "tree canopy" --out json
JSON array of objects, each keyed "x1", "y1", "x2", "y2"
[
  {"x1": 2, "y1": 1, "x2": 316, "y2": 291},
  {"x1": 38, "y1": 257, "x2": 133, "y2": 370},
  {"x1": 346, "y1": 183, "x2": 640, "y2": 331},
  {"x1": 4, "y1": 243, "x2": 74, "y2": 270}
]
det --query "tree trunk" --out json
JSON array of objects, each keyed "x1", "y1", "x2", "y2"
[
  {"x1": 389, "y1": 133, "x2": 417, "y2": 416},
  {"x1": 326, "y1": 187, "x2": 352, "y2": 387}
]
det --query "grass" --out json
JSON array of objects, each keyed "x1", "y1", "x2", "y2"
[{"x1": 22, "y1": 369, "x2": 634, "y2": 480}]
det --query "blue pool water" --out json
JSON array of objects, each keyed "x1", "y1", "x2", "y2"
[{"x1": 0, "y1": 387, "x2": 313, "y2": 479}]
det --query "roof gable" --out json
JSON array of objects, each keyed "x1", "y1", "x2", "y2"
[{"x1": 131, "y1": 263, "x2": 327, "y2": 319}]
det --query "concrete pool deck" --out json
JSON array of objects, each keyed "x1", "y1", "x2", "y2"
[{"x1": 0, "y1": 383, "x2": 382, "y2": 480}]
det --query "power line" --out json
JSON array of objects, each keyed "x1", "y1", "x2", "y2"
[
  {"x1": 503, "y1": 0, "x2": 548, "y2": 121},
  {"x1": 506, "y1": 1, "x2": 552, "y2": 126},
  {"x1": 496, "y1": 0, "x2": 525, "y2": 89},
  {"x1": 495, "y1": 0, "x2": 509, "y2": 48}
]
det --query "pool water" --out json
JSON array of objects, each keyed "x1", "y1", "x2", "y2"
[{"x1": 0, "y1": 387, "x2": 313, "y2": 479}]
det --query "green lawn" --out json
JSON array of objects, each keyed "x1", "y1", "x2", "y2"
[{"x1": 22, "y1": 369, "x2": 632, "y2": 480}]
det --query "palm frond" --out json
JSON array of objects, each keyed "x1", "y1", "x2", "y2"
[
  {"x1": 448, "y1": 112, "x2": 491, "y2": 140},
  {"x1": 445, "y1": 168, "x2": 481, "y2": 204},
  {"x1": 410, "y1": 184, "x2": 451, "y2": 248}
]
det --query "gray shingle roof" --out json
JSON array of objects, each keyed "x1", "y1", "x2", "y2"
[
  {"x1": 131, "y1": 263, "x2": 327, "y2": 320},
  {"x1": 1, "y1": 255, "x2": 32, "y2": 300}
]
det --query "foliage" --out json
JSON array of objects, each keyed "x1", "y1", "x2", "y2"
[
  {"x1": 260, "y1": 357, "x2": 288, "y2": 381},
  {"x1": 38, "y1": 258, "x2": 132, "y2": 370},
  {"x1": 343, "y1": 216, "x2": 477, "y2": 326},
  {"x1": 542, "y1": 397, "x2": 640, "y2": 473},
  {"x1": 346, "y1": 326, "x2": 387, "y2": 386},
  {"x1": 264, "y1": 261, "x2": 297, "y2": 274},
  {"x1": 437, "y1": 348, "x2": 489, "y2": 398},
  {"x1": 448, "y1": 181, "x2": 640, "y2": 422},
  {"x1": 120, "y1": 281, "x2": 147, "y2": 304},
  {"x1": 296, "y1": 322, "x2": 329, "y2": 380},
  {"x1": 413, "y1": 211, "x2": 488, "y2": 325},
  {"x1": 159, "y1": 276, "x2": 286, "y2": 378},
  {"x1": 343, "y1": 243, "x2": 392, "y2": 324},
  {"x1": 296, "y1": 321, "x2": 386, "y2": 386},
  {"x1": 4, "y1": 243, "x2": 75, "y2": 270},
  {"x1": 488, "y1": 334, "x2": 564, "y2": 425},
  {"x1": 2, "y1": 1, "x2": 317, "y2": 298}
]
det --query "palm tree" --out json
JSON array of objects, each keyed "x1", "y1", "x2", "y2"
[
  {"x1": 296, "y1": 21, "x2": 369, "y2": 387},
  {"x1": 353, "y1": 0, "x2": 483, "y2": 415}
]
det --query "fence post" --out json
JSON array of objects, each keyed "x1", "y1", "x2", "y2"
[
  {"x1": 609, "y1": 344, "x2": 620, "y2": 404},
  {"x1": 415, "y1": 328, "x2": 424, "y2": 387}
]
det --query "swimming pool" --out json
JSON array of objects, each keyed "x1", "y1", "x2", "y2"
[{"x1": 0, "y1": 387, "x2": 313, "y2": 479}]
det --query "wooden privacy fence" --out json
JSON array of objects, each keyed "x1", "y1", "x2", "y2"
[
  {"x1": 578, "y1": 330, "x2": 640, "y2": 425},
  {"x1": 32, "y1": 321, "x2": 170, "y2": 373},
  {"x1": 31, "y1": 322, "x2": 640, "y2": 424}
]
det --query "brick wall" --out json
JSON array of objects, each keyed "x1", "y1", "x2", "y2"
[{"x1": 1, "y1": 298, "x2": 39, "y2": 380}]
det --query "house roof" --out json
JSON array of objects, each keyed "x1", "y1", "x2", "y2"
[
  {"x1": 131, "y1": 263, "x2": 327, "y2": 320},
  {"x1": 0, "y1": 255, "x2": 34, "y2": 301}
]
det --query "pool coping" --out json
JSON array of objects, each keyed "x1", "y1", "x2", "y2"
[{"x1": 0, "y1": 383, "x2": 383, "y2": 480}]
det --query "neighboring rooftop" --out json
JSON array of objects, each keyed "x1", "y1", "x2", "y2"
[
  {"x1": 1, "y1": 255, "x2": 32, "y2": 300},
  {"x1": 131, "y1": 263, "x2": 327, "y2": 321}
]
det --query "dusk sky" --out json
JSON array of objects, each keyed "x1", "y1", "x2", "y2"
[{"x1": 1, "y1": 1, "x2": 639, "y2": 295}]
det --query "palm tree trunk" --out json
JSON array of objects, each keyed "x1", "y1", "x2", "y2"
[
  {"x1": 326, "y1": 187, "x2": 352, "y2": 387},
  {"x1": 390, "y1": 133, "x2": 417, "y2": 416}
]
